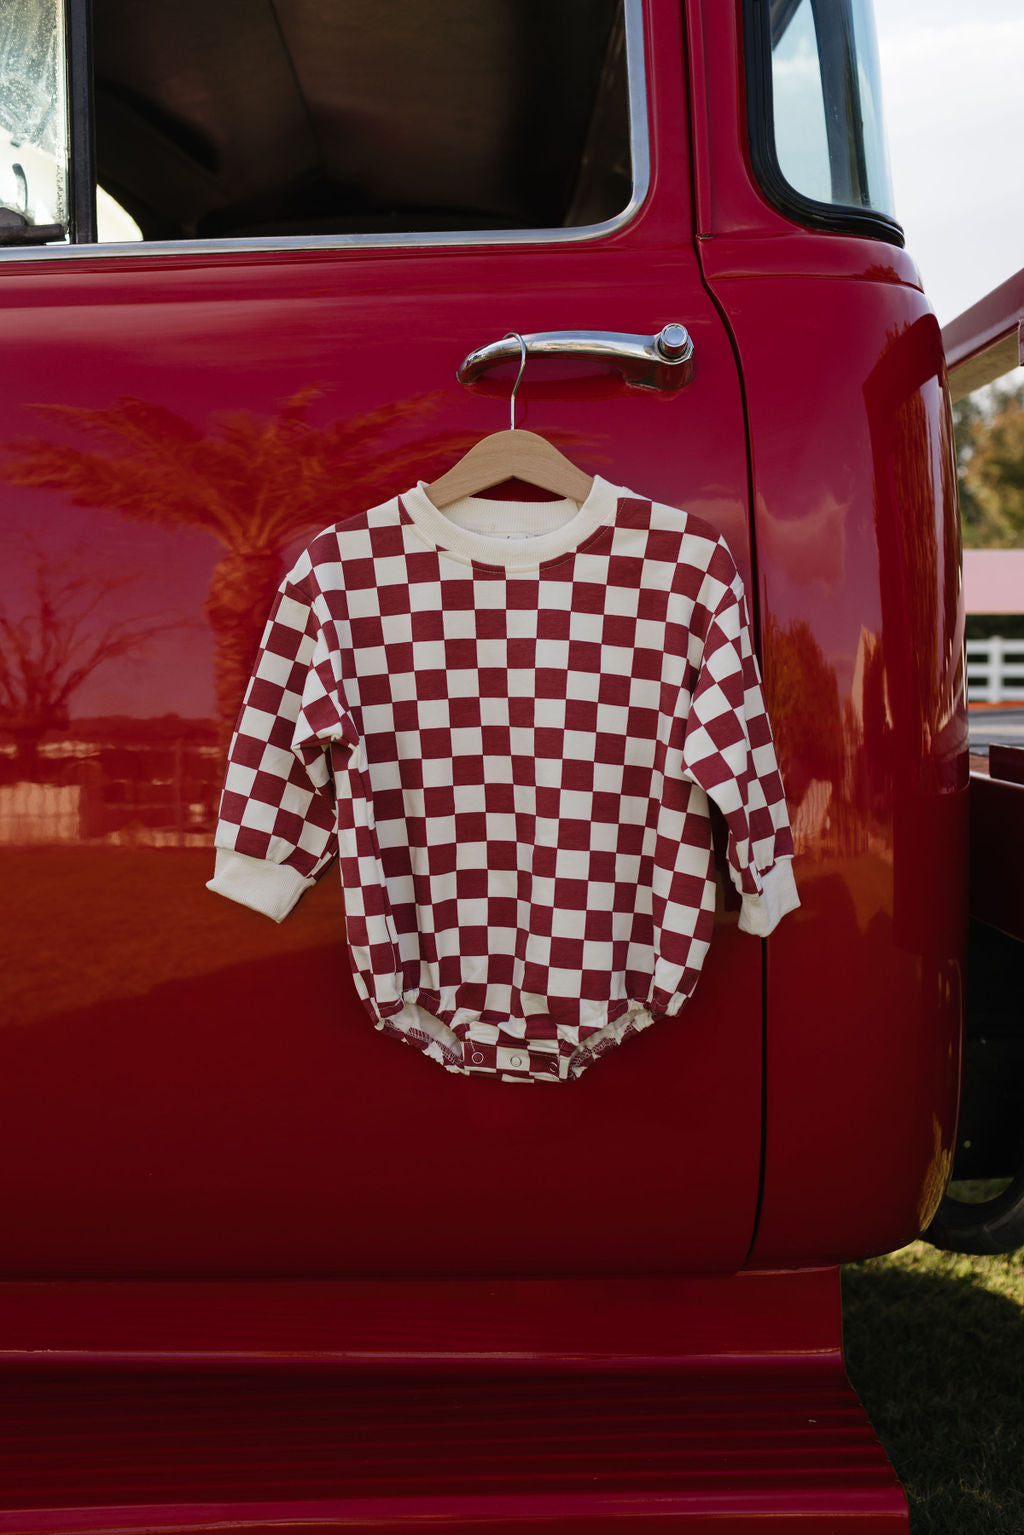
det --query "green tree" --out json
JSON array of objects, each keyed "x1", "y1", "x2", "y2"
[
  {"x1": 955, "y1": 381, "x2": 1024, "y2": 549},
  {"x1": 952, "y1": 391, "x2": 984, "y2": 537}
]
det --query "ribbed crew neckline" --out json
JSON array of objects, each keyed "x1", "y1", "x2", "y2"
[{"x1": 400, "y1": 475, "x2": 620, "y2": 569}]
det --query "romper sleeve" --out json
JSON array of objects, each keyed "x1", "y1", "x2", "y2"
[
  {"x1": 680, "y1": 546, "x2": 800, "y2": 937},
  {"x1": 206, "y1": 558, "x2": 346, "y2": 923}
]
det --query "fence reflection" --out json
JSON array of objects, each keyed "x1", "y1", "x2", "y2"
[{"x1": 0, "y1": 723, "x2": 218, "y2": 846}]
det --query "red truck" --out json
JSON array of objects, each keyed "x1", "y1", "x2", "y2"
[{"x1": 0, "y1": 0, "x2": 985, "y2": 1528}]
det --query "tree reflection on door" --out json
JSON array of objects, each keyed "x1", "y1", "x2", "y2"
[{"x1": 1, "y1": 387, "x2": 466, "y2": 745}]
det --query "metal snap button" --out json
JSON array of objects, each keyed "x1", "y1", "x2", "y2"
[
  {"x1": 509, "y1": 1054, "x2": 524, "y2": 1068},
  {"x1": 471, "y1": 1051, "x2": 484, "y2": 1064}
]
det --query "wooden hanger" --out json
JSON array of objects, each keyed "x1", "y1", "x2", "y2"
[{"x1": 424, "y1": 332, "x2": 594, "y2": 509}]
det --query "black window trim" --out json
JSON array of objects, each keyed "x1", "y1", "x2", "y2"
[
  {"x1": 743, "y1": 0, "x2": 905, "y2": 249},
  {"x1": 65, "y1": 0, "x2": 96, "y2": 243}
]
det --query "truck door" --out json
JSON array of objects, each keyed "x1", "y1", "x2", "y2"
[{"x1": 0, "y1": 0, "x2": 764, "y2": 1277}]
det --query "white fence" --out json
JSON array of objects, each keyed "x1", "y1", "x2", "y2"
[{"x1": 966, "y1": 637, "x2": 1024, "y2": 703}]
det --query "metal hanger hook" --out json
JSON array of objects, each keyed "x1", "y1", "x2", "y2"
[{"x1": 504, "y1": 331, "x2": 527, "y2": 430}]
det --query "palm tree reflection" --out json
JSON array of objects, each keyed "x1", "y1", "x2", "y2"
[{"x1": 1, "y1": 387, "x2": 469, "y2": 743}]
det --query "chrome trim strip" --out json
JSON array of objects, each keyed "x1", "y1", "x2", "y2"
[{"x1": 1, "y1": 0, "x2": 649, "y2": 265}]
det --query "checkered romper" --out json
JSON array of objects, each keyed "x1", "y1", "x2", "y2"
[{"x1": 208, "y1": 475, "x2": 799, "y2": 1083}]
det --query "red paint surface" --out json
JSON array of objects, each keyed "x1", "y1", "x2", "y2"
[
  {"x1": 0, "y1": 1376, "x2": 906, "y2": 1531},
  {"x1": 0, "y1": 1, "x2": 775, "y2": 1280},
  {"x1": 0, "y1": 1270, "x2": 907, "y2": 1531},
  {"x1": 688, "y1": 0, "x2": 966, "y2": 1265},
  {"x1": 0, "y1": 1270, "x2": 841, "y2": 1364}
]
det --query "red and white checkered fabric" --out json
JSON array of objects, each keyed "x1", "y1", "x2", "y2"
[{"x1": 208, "y1": 475, "x2": 799, "y2": 1083}]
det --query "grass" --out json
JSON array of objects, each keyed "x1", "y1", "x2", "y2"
[{"x1": 843, "y1": 1231, "x2": 1024, "y2": 1534}]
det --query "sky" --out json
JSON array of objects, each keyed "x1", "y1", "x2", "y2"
[{"x1": 873, "y1": 0, "x2": 1024, "y2": 330}]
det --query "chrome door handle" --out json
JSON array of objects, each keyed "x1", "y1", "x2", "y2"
[{"x1": 456, "y1": 324, "x2": 695, "y2": 393}]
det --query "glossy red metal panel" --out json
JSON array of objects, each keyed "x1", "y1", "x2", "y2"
[
  {"x1": 689, "y1": 2, "x2": 967, "y2": 1264},
  {"x1": 0, "y1": 1373, "x2": 907, "y2": 1532},
  {"x1": 0, "y1": 1270, "x2": 906, "y2": 1532},
  {"x1": 0, "y1": 1270, "x2": 842, "y2": 1365},
  {"x1": 0, "y1": 1, "x2": 767, "y2": 1277}
]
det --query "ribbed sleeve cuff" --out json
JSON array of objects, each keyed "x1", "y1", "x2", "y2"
[
  {"x1": 738, "y1": 858, "x2": 800, "y2": 938},
  {"x1": 206, "y1": 849, "x2": 314, "y2": 923}
]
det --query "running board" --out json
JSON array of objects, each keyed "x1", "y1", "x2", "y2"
[{"x1": 0, "y1": 1269, "x2": 907, "y2": 1531}]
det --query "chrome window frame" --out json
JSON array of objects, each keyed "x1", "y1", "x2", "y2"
[{"x1": 1, "y1": 0, "x2": 649, "y2": 263}]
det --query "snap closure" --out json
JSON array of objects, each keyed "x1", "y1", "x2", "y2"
[
  {"x1": 471, "y1": 1051, "x2": 484, "y2": 1064},
  {"x1": 509, "y1": 1054, "x2": 524, "y2": 1068}
]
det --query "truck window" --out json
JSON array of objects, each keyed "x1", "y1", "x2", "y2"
[
  {"x1": 746, "y1": 0, "x2": 900, "y2": 243},
  {"x1": 1, "y1": 0, "x2": 638, "y2": 250},
  {"x1": 0, "y1": 0, "x2": 69, "y2": 243}
]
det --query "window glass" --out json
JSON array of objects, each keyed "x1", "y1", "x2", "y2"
[
  {"x1": 770, "y1": 1, "x2": 830, "y2": 205},
  {"x1": 769, "y1": 0, "x2": 895, "y2": 219},
  {"x1": 88, "y1": 0, "x2": 633, "y2": 244},
  {"x1": 0, "y1": 0, "x2": 69, "y2": 243},
  {"x1": 849, "y1": 0, "x2": 893, "y2": 214}
]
